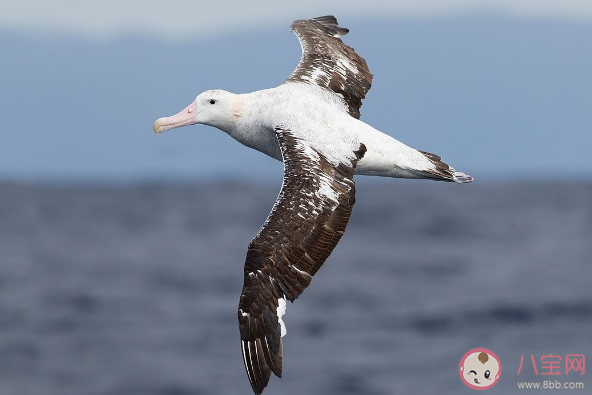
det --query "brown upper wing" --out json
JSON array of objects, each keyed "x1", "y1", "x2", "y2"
[
  {"x1": 286, "y1": 15, "x2": 373, "y2": 119},
  {"x1": 238, "y1": 127, "x2": 366, "y2": 394}
]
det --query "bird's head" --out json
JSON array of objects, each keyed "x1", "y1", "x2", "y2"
[{"x1": 153, "y1": 90, "x2": 240, "y2": 134}]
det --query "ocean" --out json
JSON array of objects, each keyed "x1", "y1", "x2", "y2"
[{"x1": 1, "y1": 181, "x2": 590, "y2": 394}]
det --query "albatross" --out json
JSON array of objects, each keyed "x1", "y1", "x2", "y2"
[{"x1": 153, "y1": 15, "x2": 472, "y2": 395}]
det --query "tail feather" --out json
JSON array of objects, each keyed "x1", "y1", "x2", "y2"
[
  {"x1": 452, "y1": 171, "x2": 473, "y2": 183},
  {"x1": 419, "y1": 150, "x2": 473, "y2": 184}
]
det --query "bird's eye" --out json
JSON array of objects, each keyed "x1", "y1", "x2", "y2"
[
  {"x1": 209, "y1": 99, "x2": 216, "y2": 105},
  {"x1": 484, "y1": 370, "x2": 490, "y2": 379}
]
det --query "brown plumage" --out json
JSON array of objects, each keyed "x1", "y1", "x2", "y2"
[
  {"x1": 419, "y1": 150, "x2": 458, "y2": 181},
  {"x1": 238, "y1": 128, "x2": 366, "y2": 394},
  {"x1": 287, "y1": 15, "x2": 373, "y2": 119}
]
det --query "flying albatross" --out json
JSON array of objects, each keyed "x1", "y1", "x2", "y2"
[{"x1": 153, "y1": 15, "x2": 472, "y2": 395}]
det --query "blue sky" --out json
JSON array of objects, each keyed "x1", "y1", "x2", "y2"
[
  {"x1": 2, "y1": 1, "x2": 591, "y2": 182},
  {"x1": 3, "y1": 1, "x2": 592, "y2": 40}
]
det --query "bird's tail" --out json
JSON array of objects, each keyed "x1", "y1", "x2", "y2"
[
  {"x1": 451, "y1": 171, "x2": 473, "y2": 183},
  {"x1": 419, "y1": 150, "x2": 474, "y2": 183}
]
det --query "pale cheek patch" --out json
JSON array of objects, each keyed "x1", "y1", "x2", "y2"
[
  {"x1": 277, "y1": 297, "x2": 287, "y2": 337},
  {"x1": 232, "y1": 99, "x2": 244, "y2": 118}
]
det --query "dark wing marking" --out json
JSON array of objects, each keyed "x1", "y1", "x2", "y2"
[
  {"x1": 238, "y1": 127, "x2": 366, "y2": 395},
  {"x1": 286, "y1": 15, "x2": 373, "y2": 119},
  {"x1": 419, "y1": 150, "x2": 456, "y2": 180},
  {"x1": 419, "y1": 150, "x2": 474, "y2": 183}
]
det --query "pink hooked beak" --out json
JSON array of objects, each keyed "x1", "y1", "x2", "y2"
[{"x1": 153, "y1": 99, "x2": 199, "y2": 134}]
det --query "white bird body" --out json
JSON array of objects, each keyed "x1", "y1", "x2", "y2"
[
  {"x1": 191, "y1": 82, "x2": 464, "y2": 181},
  {"x1": 153, "y1": 16, "x2": 473, "y2": 395}
]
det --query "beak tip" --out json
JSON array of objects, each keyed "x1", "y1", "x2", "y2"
[
  {"x1": 153, "y1": 99, "x2": 198, "y2": 135},
  {"x1": 153, "y1": 118, "x2": 165, "y2": 135}
]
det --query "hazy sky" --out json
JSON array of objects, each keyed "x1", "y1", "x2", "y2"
[
  {"x1": 2, "y1": 0, "x2": 592, "y2": 40},
  {"x1": 2, "y1": 1, "x2": 591, "y2": 182}
]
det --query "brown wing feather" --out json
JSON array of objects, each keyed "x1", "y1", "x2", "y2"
[
  {"x1": 238, "y1": 128, "x2": 366, "y2": 394},
  {"x1": 286, "y1": 15, "x2": 373, "y2": 119}
]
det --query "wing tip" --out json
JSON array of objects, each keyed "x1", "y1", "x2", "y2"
[
  {"x1": 292, "y1": 15, "x2": 349, "y2": 37},
  {"x1": 239, "y1": 303, "x2": 284, "y2": 394},
  {"x1": 242, "y1": 337, "x2": 283, "y2": 395}
]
